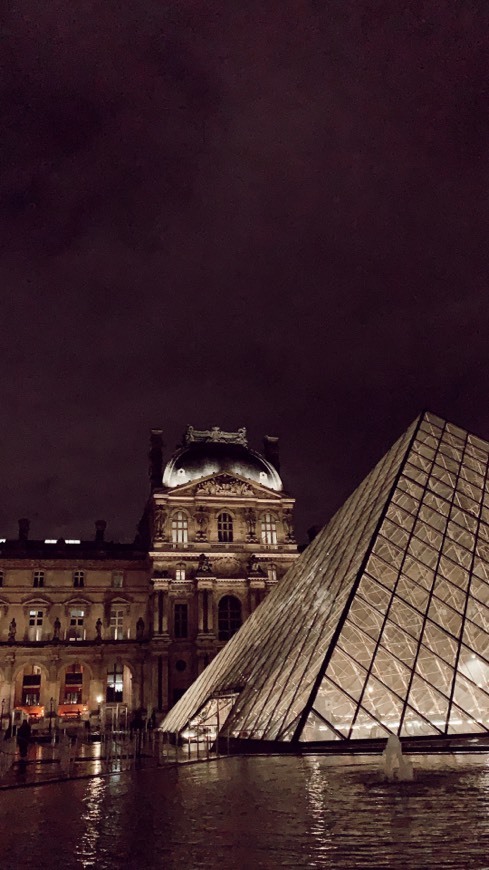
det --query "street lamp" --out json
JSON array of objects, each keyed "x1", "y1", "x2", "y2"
[{"x1": 48, "y1": 697, "x2": 54, "y2": 735}]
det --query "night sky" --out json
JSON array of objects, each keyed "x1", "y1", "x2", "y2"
[{"x1": 1, "y1": 2, "x2": 488, "y2": 544}]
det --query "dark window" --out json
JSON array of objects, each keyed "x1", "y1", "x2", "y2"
[
  {"x1": 217, "y1": 512, "x2": 234, "y2": 543},
  {"x1": 73, "y1": 571, "x2": 84, "y2": 588},
  {"x1": 0, "y1": 571, "x2": 3, "y2": 587},
  {"x1": 218, "y1": 595, "x2": 242, "y2": 641},
  {"x1": 174, "y1": 604, "x2": 188, "y2": 639},
  {"x1": 33, "y1": 571, "x2": 44, "y2": 588}
]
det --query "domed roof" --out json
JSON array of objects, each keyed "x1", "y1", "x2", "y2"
[{"x1": 163, "y1": 427, "x2": 283, "y2": 491}]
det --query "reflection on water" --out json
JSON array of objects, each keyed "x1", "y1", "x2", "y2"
[
  {"x1": 2, "y1": 755, "x2": 489, "y2": 869},
  {"x1": 77, "y1": 778, "x2": 107, "y2": 869}
]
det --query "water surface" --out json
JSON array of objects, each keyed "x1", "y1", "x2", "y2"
[{"x1": 2, "y1": 755, "x2": 489, "y2": 869}]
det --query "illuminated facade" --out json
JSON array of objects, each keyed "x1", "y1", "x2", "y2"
[
  {"x1": 161, "y1": 412, "x2": 489, "y2": 745},
  {"x1": 0, "y1": 427, "x2": 298, "y2": 727}
]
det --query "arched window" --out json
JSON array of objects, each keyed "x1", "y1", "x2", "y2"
[
  {"x1": 106, "y1": 663, "x2": 124, "y2": 702},
  {"x1": 261, "y1": 512, "x2": 277, "y2": 545},
  {"x1": 217, "y1": 512, "x2": 233, "y2": 543},
  {"x1": 218, "y1": 595, "x2": 242, "y2": 641},
  {"x1": 172, "y1": 511, "x2": 188, "y2": 544}
]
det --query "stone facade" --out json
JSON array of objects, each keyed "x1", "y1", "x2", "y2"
[{"x1": 0, "y1": 427, "x2": 298, "y2": 728}]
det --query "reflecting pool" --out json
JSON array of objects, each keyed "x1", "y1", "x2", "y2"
[{"x1": 2, "y1": 755, "x2": 489, "y2": 869}]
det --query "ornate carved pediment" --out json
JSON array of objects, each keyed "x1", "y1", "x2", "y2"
[
  {"x1": 196, "y1": 474, "x2": 255, "y2": 497},
  {"x1": 184, "y1": 426, "x2": 247, "y2": 446}
]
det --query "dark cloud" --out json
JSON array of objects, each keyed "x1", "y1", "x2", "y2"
[{"x1": 0, "y1": 1, "x2": 488, "y2": 541}]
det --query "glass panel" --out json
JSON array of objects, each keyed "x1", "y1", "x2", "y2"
[
  {"x1": 396, "y1": 575, "x2": 430, "y2": 612},
  {"x1": 357, "y1": 574, "x2": 392, "y2": 610},
  {"x1": 326, "y1": 649, "x2": 368, "y2": 701},
  {"x1": 388, "y1": 598, "x2": 424, "y2": 638},
  {"x1": 379, "y1": 621, "x2": 418, "y2": 669},
  {"x1": 427, "y1": 597, "x2": 462, "y2": 637},
  {"x1": 301, "y1": 709, "x2": 339, "y2": 741},
  {"x1": 463, "y1": 620, "x2": 489, "y2": 660},
  {"x1": 457, "y1": 647, "x2": 489, "y2": 688},
  {"x1": 347, "y1": 598, "x2": 384, "y2": 640},
  {"x1": 400, "y1": 706, "x2": 439, "y2": 736},
  {"x1": 365, "y1": 553, "x2": 399, "y2": 588},
  {"x1": 351, "y1": 707, "x2": 390, "y2": 739},
  {"x1": 337, "y1": 620, "x2": 377, "y2": 667},
  {"x1": 371, "y1": 646, "x2": 411, "y2": 696},
  {"x1": 414, "y1": 644, "x2": 454, "y2": 696},
  {"x1": 421, "y1": 621, "x2": 458, "y2": 666},
  {"x1": 314, "y1": 678, "x2": 358, "y2": 737},
  {"x1": 452, "y1": 674, "x2": 489, "y2": 723}
]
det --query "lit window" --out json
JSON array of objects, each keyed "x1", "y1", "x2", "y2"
[
  {"x1": 28, "y1": 610, "x2": 44, "y2": 641},
  {"x1": 175, "y1": 565, "x2": 186, "y2": 581},
  {"x1": 172, "y1": 511, "x2": 188, "y2": 544},
  {"x1": 33, "y1": 571, "x2": 44, "y2": 588},
  {"x1": 267, "y1": 564, "x2": 277, "y2": 582},
  {"x1": 218, "y1": 595, "x2": 242, "y2": 641},
  {"x1": 106, "y1": 663, "x2": 124, "y2": 702},
  {"x1": 174, "y1": 603, "x2": 188, "y2": 638},
  {"x1": 261, "y1": 513, "x2": 277, "y2": 545},
  {"x1": 64, "y1": 664, "x2": 83, "y2": 704},
  {"x1": 22, "y1": 666, "x2": 41, "y2": 705},
  {"x1": 112, "y1": 571, "x2": 124, "y2": 588},
  {"x1": 73, "y1": 570, "x2": 84, "y2": 588},
  {"x1": 110, "y1": 607, "x2": 125, "y2": 640},
  {"x1": 69, "y1": 609, "x2": 85, "y2": 640},
  {"x1": 217, "y1": 512, "x2": 234, "y2": 543}
]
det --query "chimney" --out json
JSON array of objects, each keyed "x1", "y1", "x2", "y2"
[
  {"x1": 263, "y1": 436, "x2": 280, "y2": 472},
  {"x1": 307, "y1": 525, "x2": 321, "y2": 543},
  {"x1": 18, "y1": 518, "x2": 30, "y2": 542},
  {"x1": 95, "y1": 520, "x2": 106, "y2": 544},
  {"x1": 149, "y1": 428, "x2": 164, "y2": 490}
]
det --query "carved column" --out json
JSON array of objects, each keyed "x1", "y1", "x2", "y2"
[
  {"x1": 196, "y1": 581, "x2": 215, "y2": 634},
  {"x1": 152, "y1": 578, "x2": 170, "y2": 636}
]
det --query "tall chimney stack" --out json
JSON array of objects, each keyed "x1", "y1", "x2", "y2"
[
  {"x1": 149, "y1": 429, "x2": 164, "y2": 490},
  {"x1": 95, "y1": 520, "x2": 106, "y2": 544},
  {"x1": 18, "y1": 518, "x2": 30, "y2": 542},
  {"x1": 263, "y1": 436, "x2": 280, "y2": 472}
]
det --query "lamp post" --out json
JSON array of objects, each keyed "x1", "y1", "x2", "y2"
[
  {"x1": 48, "y1": 697, "x2": 54, "y2": 736},
  {"x1": 1, "y1": 698, "x2": 5, "y2": 732}
]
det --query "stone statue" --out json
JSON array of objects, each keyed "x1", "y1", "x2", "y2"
[
  {"x1": 153, "y1": 506, "x2": 167, "y2": 541},
  {"x1": 248, "y1": 555, "x2": 260, "y2": 574},
  {"x1": 8, "y1": 618, "x2": 16, "y2": 642},
  {"x1": 136, "y1": 617, "x2": 145, "y2": 640},
  {"x1": 245, "y1": 508, "x2": 258, "y2": 542},
  {"x1": 197, "y1": 553, "x2": 213, "y2": 574},
  {"x1": 282, "y1": 509, "x2": 295, "y2": 542},
  {"x1": 194, "y1": 508, "x2": 209, "y2": 541},
  {"x1": 95, "y1": 618, "x2": 102, "y2": 642},
  {"x1": 53, "y1": 617, "x2": 61, "y2": 641}
]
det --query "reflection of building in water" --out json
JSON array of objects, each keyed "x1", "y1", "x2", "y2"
[
  {"x1": 161, "y1": 413, "x2": 489, "y2": 749},
  {"x1": 0, "y1": 426, "x2": 298, "y2": 727}
]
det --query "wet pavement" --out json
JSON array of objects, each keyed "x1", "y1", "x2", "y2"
[{"x1": 1, "y1": 754, "x2": 489, "y2": 869}]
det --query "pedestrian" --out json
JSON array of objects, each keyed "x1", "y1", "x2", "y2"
[{"x1": 17, "y1": 719, "x2": 31, "y2": 758}]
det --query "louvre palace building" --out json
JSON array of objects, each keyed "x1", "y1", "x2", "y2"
[{"x1": 0, "y1": 426, "x2": 298, "y2": 729}]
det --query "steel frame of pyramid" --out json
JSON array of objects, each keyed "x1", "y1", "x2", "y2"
[{"x1": 161, "y1": 412, "x2": 489, "y2": 745}]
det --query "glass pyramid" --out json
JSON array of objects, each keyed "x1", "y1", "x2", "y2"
[{"x1": 161, "y1": 412, "x2": 489, "y2": 742}]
